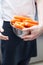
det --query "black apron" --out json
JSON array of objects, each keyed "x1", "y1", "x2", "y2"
[{"x1": 1, "y1": 21, "x2": 37, "y2": 65}]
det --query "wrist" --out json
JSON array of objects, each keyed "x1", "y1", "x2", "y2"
[{"x1": 0, "y1": 19, "x2": 3, "y2": 28}]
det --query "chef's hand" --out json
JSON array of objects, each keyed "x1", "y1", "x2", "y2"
[
  {"x1": 0, "y1": 27, "x2": 9, "y2": 40},
  {"x1": 21, "y1": 25, "x2": 43, "y2": 41}
]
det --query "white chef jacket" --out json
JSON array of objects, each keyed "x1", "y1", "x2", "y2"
[{"x1": 0, "y1": 0, "x2": 36, "y2": 28}]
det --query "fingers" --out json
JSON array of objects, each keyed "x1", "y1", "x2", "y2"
[
  {"x1": 23, "y1": 25, "x2": 38, "y2": 31},
  {"x1": 0, "y1": 33, "x2": 9, "y2": 40},
  {"x1": 23, "y1": 28, "x2": 30, "y2": 32},
  {"x1": 0, "y1": 28, "x2": 9, "y2": 40},
  {"x1": 22, "y1": 26, "x2": 38, "y2": 41},
  {"x1": 21, "y1": 34, "x2": 35, "y2": 41}
]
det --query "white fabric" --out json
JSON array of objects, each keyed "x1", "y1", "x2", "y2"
[{"x1": 0, "y1": 0, "x2": 36, "y2": 28}]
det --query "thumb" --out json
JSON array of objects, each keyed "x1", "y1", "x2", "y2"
[
  {"x1": 0, "y1": 27, "x2": 4, "y2": 32},
  {"x1": 23, "y1": 26, "x2": 36, "y2": 31},
  {"x1": 22, "y1": 28, "x2": 31, "y2": 35},
  {"x1": 22, "y1": 28, "x2": 32, "y2": 32}
]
